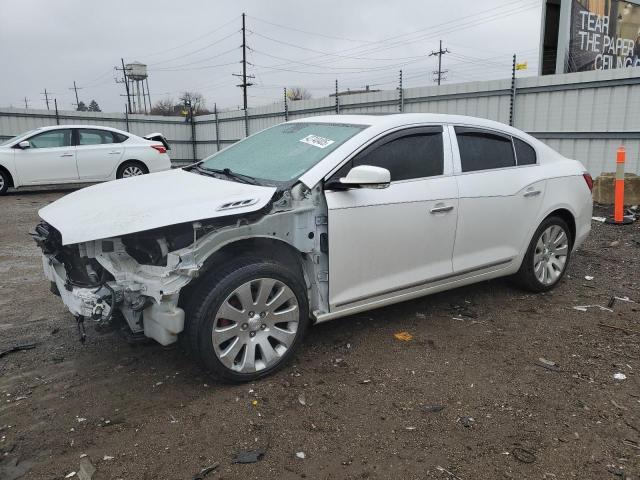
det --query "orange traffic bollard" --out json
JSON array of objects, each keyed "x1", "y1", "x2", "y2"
[{"x1": 606, "y1": 146, "x2": 633, "y2": 225}]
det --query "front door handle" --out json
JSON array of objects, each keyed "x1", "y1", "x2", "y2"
[
  {"x1": 109, "y1": 151, "x2": 122, "y2": 154},
  {"x1": 524, "y1": 190, "x2": 542, "y2": 197},
  {"x1": 430, "y1": 205, "x2": 454, "y2": 214},
  {"x1": 60, "y1": 153, "x2": 74, "y2": 157}
]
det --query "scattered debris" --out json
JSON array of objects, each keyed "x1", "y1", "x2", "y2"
[
  {"x1": 65, "y1": 472, "x2": 77, "y2": 479},
  {"x1": 535, "y1": 357, "x2": 560, "y2": 372},
  {"x1": 598, "y1": 323, "x2": 640, "y2": 335},
  {"x1": 607, "y1": 296, "x2": 616, "y2": 308},
  {"x1": 592, "y1": 216, "x2": 606, "y2": 223},
  {"x1": 424, "y1": 405, "x2": 446, "y2": 413},
  {"x1": 394, "y1": 331, "x2": 413, "y2": 341},
  {"x1": 611, "y1": 399, "x2": 627, "y2": 411},
  {"x1": 436, "y1": 465, "x2": 464, "y2": 479},
  {"x1": 232, "y1": 448, "x2": 266, "y2": 464},
  {"x1": 295, "y1": 451, "x2": 306, "y2": 459},
  {"x1": 298, "y1": 393, "x2": 306, "y2": 406},
  {"x1": 572, "y1": 305, "x2": 613, "y2": 312},
  {"x1": 77, "y1": 456, "x2": 96, "y2": 480},
  {"x1": 192, "y1": 462, "x2": 219, "y2": 480},
  {"x1": 102, "y1": 455, "x2": 114, "y2": 461},
  {"x1": 416, "y1": 313, "x2": 427, "y2": 319},
  {"x1": 459, "y1": 416, "x2": 475, "y2": 428},
  {"x1": 251, "y1": 399, "x2": 258, "y2": 407},
  {"x1": 613, "y1": 373, "x2": 627, "y2": 381},
  {"x1": 614, "y1": 296, "x2": 636, "y2": 303},
  {"x1": 623, "y1": 439, "x2": 640, "y2": 450},
  {"x1": 584, "y1": 275, "x2": 594, "y2": 281},
  {"x1": 360, "y1": 379, "x2": 371, "y2": 384},
  {"x1": 512, "y1": 447, "x2": 537, "y2": 464},
  {"x1": 76, "y1": 417, "x2": 87, "y2": 423},
  {"x1": 0, "y1": 343, "x2": 36, "y2": 359}
]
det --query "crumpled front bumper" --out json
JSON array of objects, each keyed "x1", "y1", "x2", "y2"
[{"x1": 42, "y1": 254, "x2": 185, "y2": 346}]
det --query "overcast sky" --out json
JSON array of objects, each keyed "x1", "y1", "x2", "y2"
[{"x1": 0, "y1": 0, "x2": 542, "y2": 113}]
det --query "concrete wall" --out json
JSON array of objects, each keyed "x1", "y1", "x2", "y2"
[{"x1": 2, "y1": 67, "x2": 639, "y2": 177}]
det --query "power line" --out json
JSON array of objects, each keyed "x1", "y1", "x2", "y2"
[
  {"x1": 247, "y1": 14, "x2": 373, "y2": 44},
  {"x1": 148, "y1": 29, "x2": 240, "y2": 66}
]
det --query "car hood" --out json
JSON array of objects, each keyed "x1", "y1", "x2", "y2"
[{"x1": 39, "y1": 169, "x2": 277, "y2": 245}]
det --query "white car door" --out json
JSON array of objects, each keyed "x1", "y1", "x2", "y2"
[
  {"x1": 325, "y1": 126, "x2": 458, "y2": 310},
  {"x1": 75, "y1": 129, "x2": 125, "y2": 180},
  {"x1": 14, "y1": 129, "x2": 77, "y2": 184},
  {"x1": 451, "y1": 126, "x2": 546, "y2": 273}
]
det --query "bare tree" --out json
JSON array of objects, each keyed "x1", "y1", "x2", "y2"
[
  {"x1": 179, "y1": 91, "x2": 207, "y2": 113},
  {"x1": 151, "y1": 97, "x2": 176, "y2": 116},
  {"x1": 286, "y1": 87, "x2": 312, "y2": 101}
]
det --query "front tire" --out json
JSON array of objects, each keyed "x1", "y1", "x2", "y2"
[
  {"x1": 515, "y1": 216, "x2": 572, "y2": 292},
  {"x1": 116, "y1": 161, "x2": 148, "y2": 179},
  {"x1": 0, "y1": 170, "x2": 9, "y2": 195},
  {"x1": 185, "y1": 257, "x2": 310, "y2": 383}
]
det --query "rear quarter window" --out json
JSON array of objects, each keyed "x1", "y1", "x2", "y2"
[{"x1": 514, "y1": 137, "x2": 537, "y2": 165}]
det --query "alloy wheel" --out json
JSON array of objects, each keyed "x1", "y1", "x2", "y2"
[
  {"x1": 0, "y1": 175, "x2": 4, "y2": 191},
  {"x1": 533, "y1": 225, "x2": 569, "y2": 285},
  {"x1": 122, "y1": 165, "x2": 144, "y2": 177},
  {"x1": 212, "y1": 278, "x2": 300, "y2": 373}
]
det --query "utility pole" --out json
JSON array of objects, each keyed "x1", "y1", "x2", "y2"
[
  {"x1": 41, "y1": 89, "x2": 51, "y2": 110},
  {"x1": 334, "y1": 79, "x2": 340, "y2": 114},
  {"x1": 116, "y1": 58, "x2": 133, "y2": 114},
  {"x1": 70, "y1": 81, "x2": 82, "y2": 108},
  {"x1": 23, "y1": 97, "x2": 30, "y2": 109},
  {"x1": 54, "y1": 99, "x2": 60, "y2": 124},
  {"x1": 233, "y1": 14, "x2": 253, "y2": 107},
  {"x1": 233, "y1": 13, "x2": 254, "y2": 137},
  {"x1": 429, "y1": 40, "x2": 450, "y2": 86}
]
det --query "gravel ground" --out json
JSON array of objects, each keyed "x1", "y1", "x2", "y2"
[{"x1": 0, "y1": 189, "x2": 639, "y2": 480}]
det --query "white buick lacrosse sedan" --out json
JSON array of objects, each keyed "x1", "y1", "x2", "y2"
[{"x1": 33, "y1": 114, "x2": 593, "y2": 382}]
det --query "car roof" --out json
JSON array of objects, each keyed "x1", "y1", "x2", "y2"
[
  {"x1": 30, "y1": 125, "x2": 130, "y2": 135},
  {"x1": 292, "y1": 113, "x2": 526, "y2": 136}
]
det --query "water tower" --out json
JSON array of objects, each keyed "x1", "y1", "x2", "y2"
[{"x1": 125, "y1": 61, "x2": 151, "y2": 114}]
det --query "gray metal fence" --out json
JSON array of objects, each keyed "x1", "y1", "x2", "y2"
[{"x1": 2, "y1": 66, "x2": 639, "y2": 177}]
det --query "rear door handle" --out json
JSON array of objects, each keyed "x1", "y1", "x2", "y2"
[
  {"x1": 60, "y1": 153, "x2": 74, "y2": 157},
  {"x1": 430, "y1": 205, "x2": 454, "y2": 214},
  {"x1": 524, "y1": 190, "x2": 541, "y2": 197},
  {"x1": 109, "y1": 151, "x2": 122, "y2": 154}
]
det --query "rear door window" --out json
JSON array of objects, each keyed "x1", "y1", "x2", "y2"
[
  {"x1": 455, "y1": 127, "x2": 516, "y2": 172},
  {"x1": 78, "y1": 129, "x2": 115, "y2": 145}
]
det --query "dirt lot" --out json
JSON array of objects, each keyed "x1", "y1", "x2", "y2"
[{"x1": 1, "y1": 189, "x2": 639, "y2": 480}]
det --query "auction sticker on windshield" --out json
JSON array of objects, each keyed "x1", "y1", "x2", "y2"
[{"x1": 300, "y1": 134, "x2": 335, "y2": 149}]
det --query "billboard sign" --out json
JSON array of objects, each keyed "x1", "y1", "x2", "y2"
[{"x1": 567, "y1": 0, "x2": 640, "y2": 72}]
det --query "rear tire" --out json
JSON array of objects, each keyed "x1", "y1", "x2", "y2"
[
  {"x1": 116, "y1": 161, "x2": 148, "y2": 179},
  {"x1": 514, "y1": 216, "x2": 572, "y2": 292},
  {"x1": 184, "y1": 257, "x2": 310, "y2": 383},
  {"x1": 0, "y1": 169, "x2": 10, "y2": 195}
]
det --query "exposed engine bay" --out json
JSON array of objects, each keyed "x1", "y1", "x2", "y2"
[{"x1": 32, "y1": 183, "x2": 329, "y2": 345}]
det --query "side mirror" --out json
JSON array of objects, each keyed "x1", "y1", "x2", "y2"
[
  {"x1": 17, "y1": 140, "x2": 31, "y2": 149},
  {"x1": 327, "y1": 165, "x2": 391, "y2": 190}
]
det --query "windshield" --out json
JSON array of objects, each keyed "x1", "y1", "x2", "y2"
[
  {"x1": 199, "y1": 122, "x2": 367, "y2": 183},
  {"x1": 0, "y1": 129, "x2": 37, "y2": 146}
]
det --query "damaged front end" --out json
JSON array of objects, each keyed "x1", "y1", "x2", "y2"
[
  {"x1": 32, "y1": 221, "x2": 196, "y2": 345},
  {"x1": 32, "y1": 182, "x2": 329, "y2": 346}
]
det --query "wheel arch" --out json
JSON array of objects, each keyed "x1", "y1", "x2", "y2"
[
  {"x1": 544, "y1": 208, "x2": 576, "y2": 249},
  {"x1": 116, "y1": 159, "x2": 148, "y2": 176},
  {"x1": 179, "y1": 237, "x2": 309, "y2": 310},
  {"x1": 0, "y1": 164, "x2": 15, "y2": 188}
]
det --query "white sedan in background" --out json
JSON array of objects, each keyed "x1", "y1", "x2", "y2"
[
  {"x1": 34, "y1": 114, "x2": 592, "y2": 382},
  {"x1": 0, "y1": 125, "x2": 171, "y2": 194}
]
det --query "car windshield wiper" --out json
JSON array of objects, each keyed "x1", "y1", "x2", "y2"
[{"x1": 196, "y1": 165, "x2": 260, "y2": 185}]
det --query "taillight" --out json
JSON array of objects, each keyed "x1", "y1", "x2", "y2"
[
  {"x1": 583, "y1": 172, "x2": 593, "y2": 192},
  {"x1": 151, "y1": 144, "x2": 167, "y2": 154}
]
